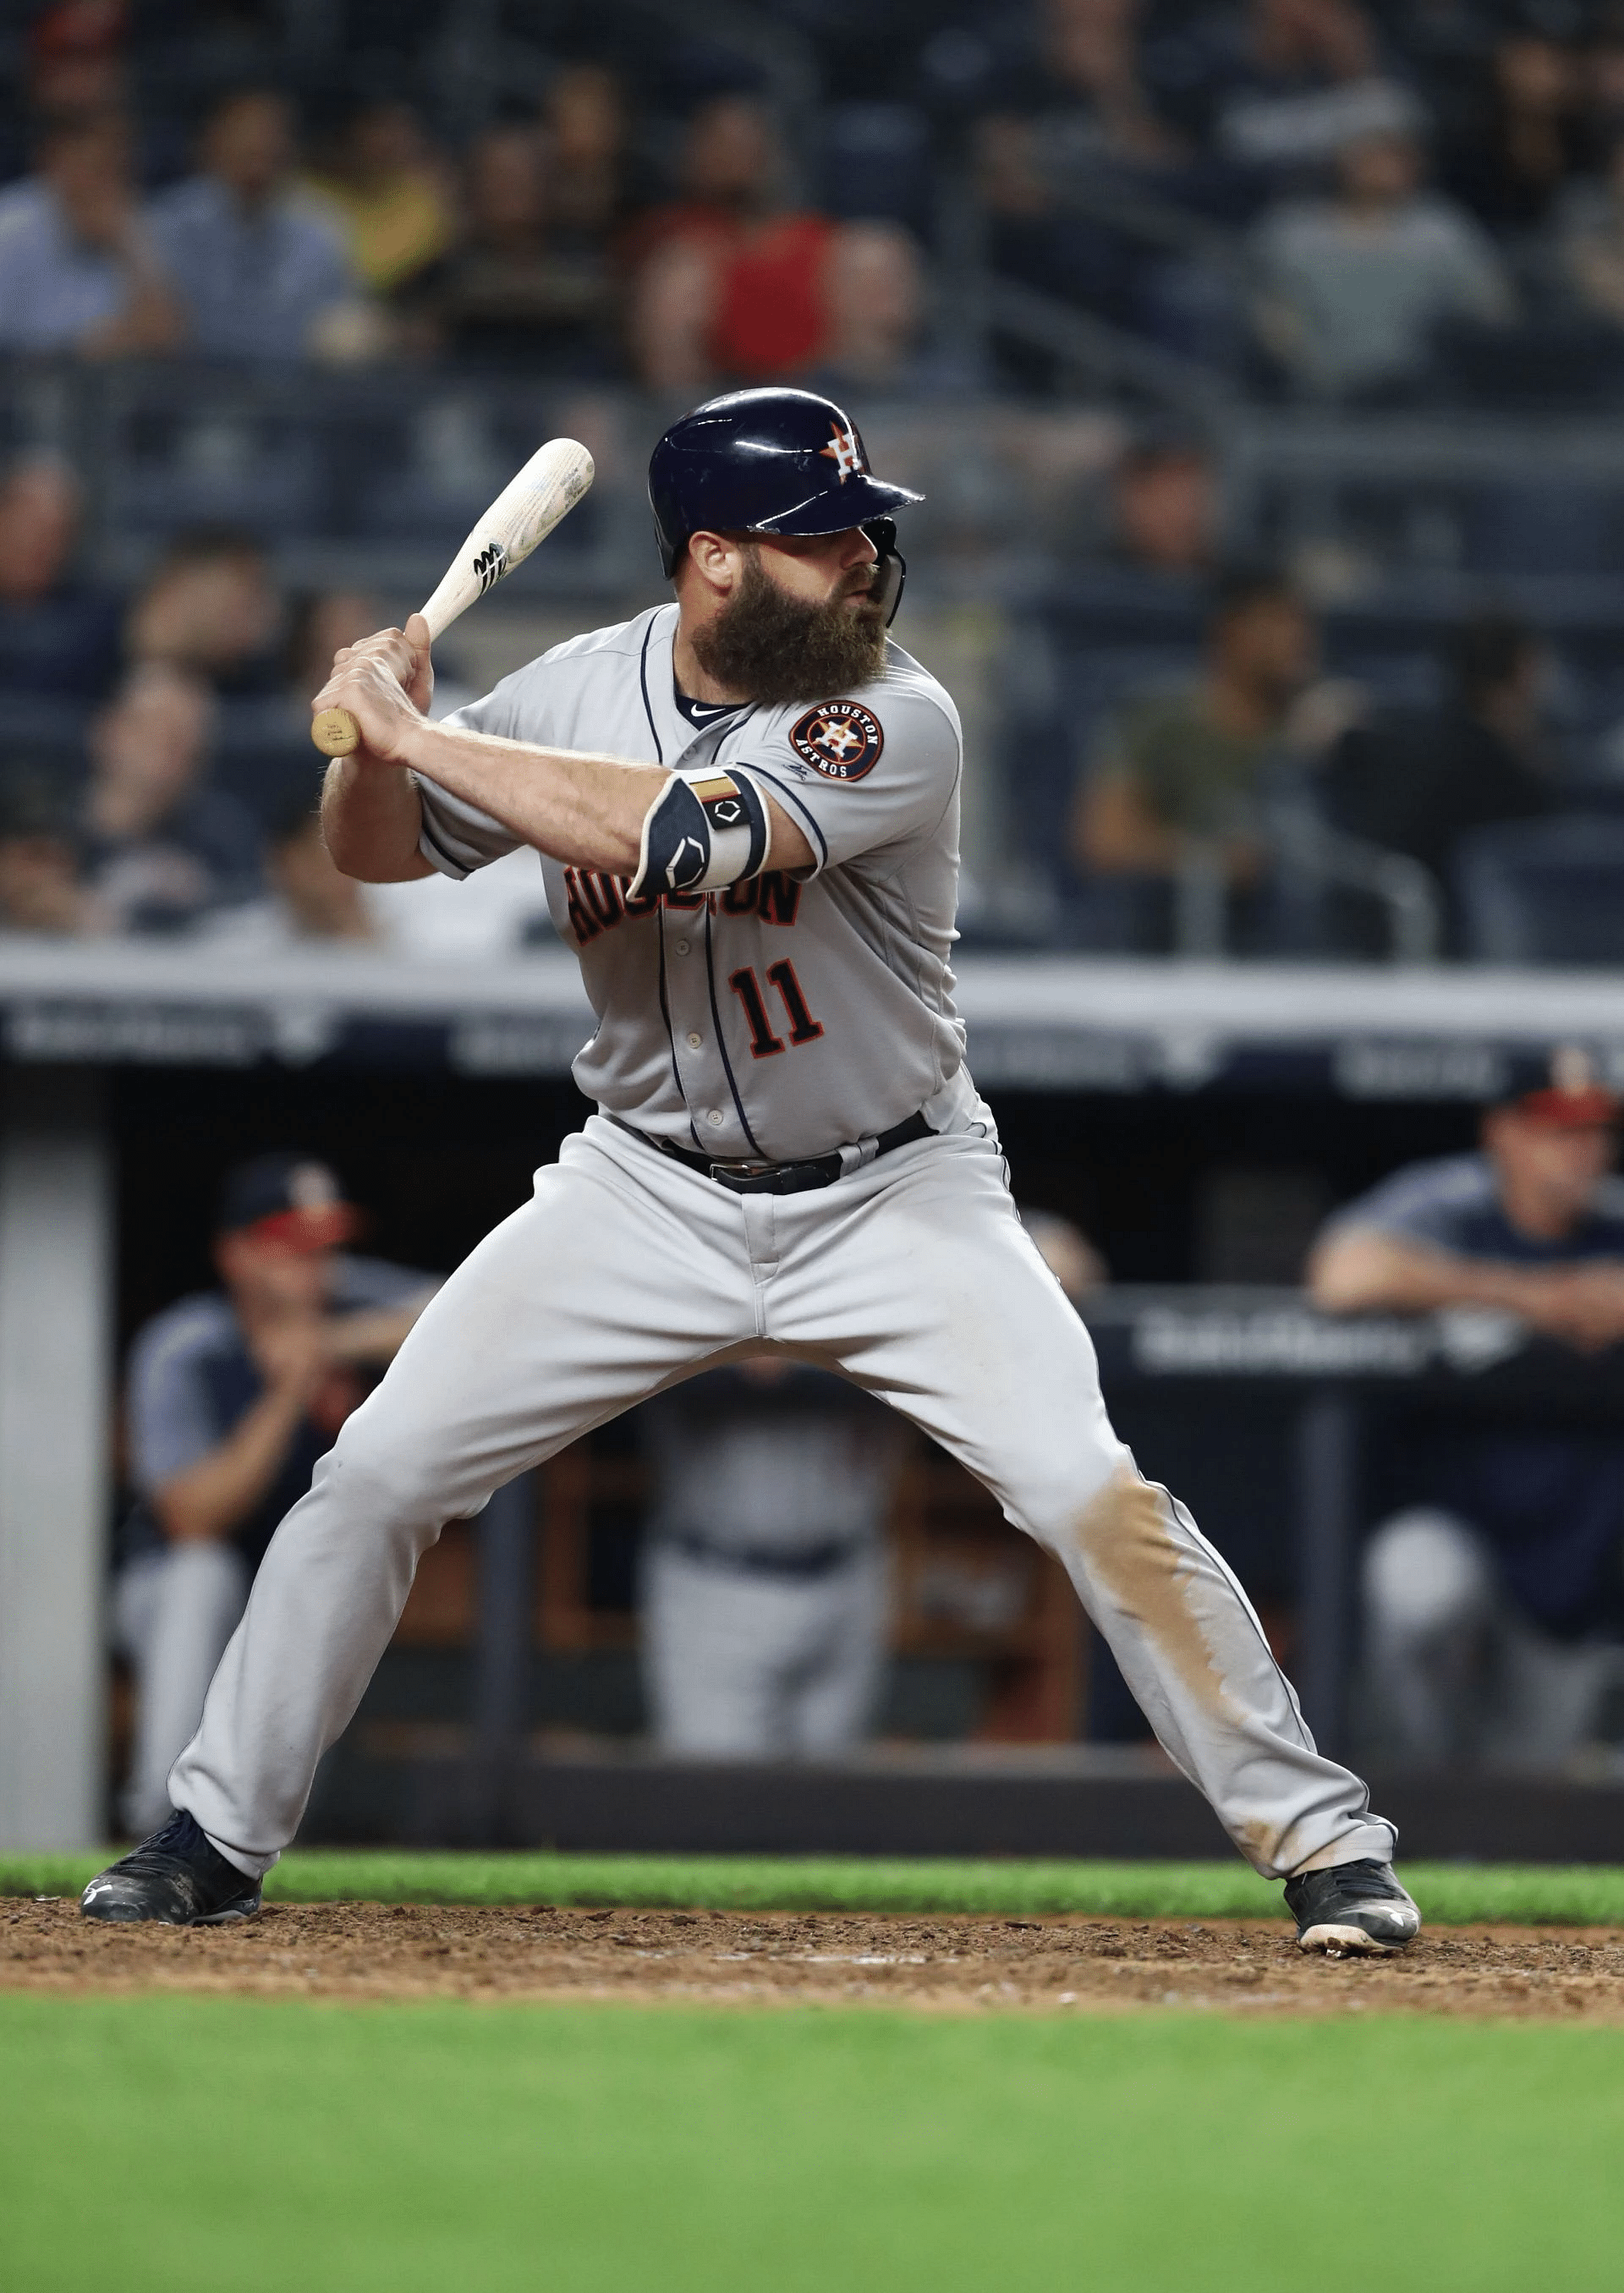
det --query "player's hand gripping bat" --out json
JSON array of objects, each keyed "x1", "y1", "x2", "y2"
[{"x1": 309, "y1": 436, "x2": 596, "y2": 758}]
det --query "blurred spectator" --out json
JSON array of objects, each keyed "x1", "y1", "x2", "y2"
[
  {"x1": 197, "y1": 796, "x2": 380, "y2": 952},
  {"x1": 303, "y1": 98, "x2": 454, "y2": 300},
  {"x1": 1156, "y1": 0, "x2": 1416, "y2": 195},
  {"x1": 1556, "y1": 134, "x2": 1624, "y2": 328},
  {"x1": 815, "y1": 222, "x2": 930, "y2": 393},
  {"x1": 128, "y1": 528, "x2": 283, "y2": 696},
  {"x1": 0, "y1": 776, "x2": 103, "y2": 934},
  {"x1": 1319, "y1": 610, "x2": 1555, "y2": 944},
  {"x1": 974, "y1": 0, "x2": 1190, "y2": 353},
  {"x1": 1251, "y1": 126, "x2": 1512, "y2": 400},
  {"x1": 1310, "y1": 1051, "x2": 1624, "y2": 1771},
  {"x1": 638, "y1": 1357, "x2": 907, "y2": 1759},
  {"x1": 0, "y1": 453, "x2": 122, "y2": 704},
  {"x1": 628, "y1": 96, "x2": 837, "y2": 388},
  {"x1": 81, "y1": 664, "x2": 261, "y2": 931},
  {"x1": 114, "y1": 1153, "x2": 437, "y2": 1835},
  {"x1": 25, "y1": 0, "x2": 131, "y2": 129},
  {"x1": 1021, "y1": 1207, "x2": 1108, "y2": 1299},
  {"x1": 1378, "y1": 0, "x2": 1493, "y2": 154},
  {"x1": 980, "y1": 0, "x2": 1185, "y2": 183},
  {"x1": 148, "y1": 89, "x2": 364, "y2": 362},
  {"x1": 544, "y1": 64, "x2": 642, "y2": 248},
  {"x1": 1445, "y1": 32, "x2": 1586, "y2": 236},
  {"x1": 625, "y1": 93, "x2": 786, "y2": 268},
  {"x1": 0, "y1": 112, "x2": 179, "y2": 355},
  {"x1": 1105, "y1": 436, "x2": 1218, "y2": 575},
  {"x1": 409, "y1": 123, "x2": 617, "y2": 372},
  {"x1": 1072, "y1": 570, "x2": 1315, "y2": 886},
  {"x1": 1581, "y1": 10, "x2": 1624, "y2": 174},
  {"x1": 284, "y1": 587, "x2": 381, "y2": 708}
]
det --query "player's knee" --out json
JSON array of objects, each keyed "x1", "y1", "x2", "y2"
[
  {"x1": 1011, "y1": 1443, "x2": 1137, "y2": 1557},
  {"x1": 312, "y1": 1428, "x2": 458, "y2": 1544},
  {"x1": 1363, "y1": 1509, "x2": 1491, "y2": 1641}
]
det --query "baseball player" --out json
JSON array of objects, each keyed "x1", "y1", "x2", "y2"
[
  {"x1": 81, "y1": 387, "x2": 1418, "y2": 1955},
  {"x1": 639, "y1": 1357, "x2": 905, "y2": 1760}
]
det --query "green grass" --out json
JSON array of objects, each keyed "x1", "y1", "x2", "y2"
[
  {"x1": 8, "y1": 1846, "x2": 1624, "y2": 1923},
  {"x1": 3, "y1": 1994, "x2": 1623, "y2": 2292}
]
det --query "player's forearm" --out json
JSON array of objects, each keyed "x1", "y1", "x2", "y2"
[
  {"x1": 325, "y1": 1294, "x2": 436, "y2": 1365},
  {"x1": 398, "y1": 717, "x2": 666, "y2": 874},
  {"x1": 322, "y1": 756, "x2": 434, "y2": 883},
  {"x1": 1309, "y1": 1230, "x2": 1549, "y2": 1318},
  {"x1": 152, "y1": 1386, "x2": 309, "y2": 1544}
]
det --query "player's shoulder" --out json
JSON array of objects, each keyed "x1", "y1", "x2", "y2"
[
  {"x1": 749, "y1": 645, "x2": 960, "y2": 790},
  {"x1": 0, "y1": 178, "x2": 47, "y2": 241},
  {"x1": 480, "y1": 606, "x2": 671, "y2": 711},
  {"x1": 535, "y1": 604, "x2": 673, "y2": 676},
  {"x1": 1585, "y1": 1174, "x2": 1624, "y2": 1233},
  {"x1": 873, "y1": 639, "x2": 962, "y2": 743},
  {"x1": 1333, "y1": 1152, "x2": 1495, "y2": 1235},
  {"x1": 128, "y1": 1291, "x2": 240, "y2": 1379}
]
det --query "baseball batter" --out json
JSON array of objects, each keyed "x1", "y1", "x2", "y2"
[{"x1": 83, "y1": 387, "x2": 1418, "y2": 1955}]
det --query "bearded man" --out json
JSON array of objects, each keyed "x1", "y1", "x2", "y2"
[{"x1": 82, "y1": 387, "x2": 1417, "y2": 1960}]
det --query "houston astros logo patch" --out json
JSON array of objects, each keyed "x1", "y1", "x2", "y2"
[{"x1": 788, "y1": 699, "x2": 884, "y2": 782}]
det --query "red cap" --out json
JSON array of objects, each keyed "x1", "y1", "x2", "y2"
[
  {"x1": 1513, "y1": 1046, "x2": 1621, "y2": 1129},
  {"x1": 29, "y1": 2, "x2": 127, "y2": 63}
]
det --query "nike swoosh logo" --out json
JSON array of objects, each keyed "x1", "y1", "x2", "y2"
[{"x1": 82, "y1": 1881, "x2": 112, "y2": 1901}]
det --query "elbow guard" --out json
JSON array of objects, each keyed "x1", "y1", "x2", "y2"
[{"x1": 628, "y1": 765, "x2": 770, "y2": 901}]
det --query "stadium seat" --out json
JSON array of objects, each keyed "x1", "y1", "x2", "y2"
[
  {"x1": 815, "y1": 103, "x2": 933, "y2": 233},
  {"x1": 1454, "y1": 813, "x2": 1624, "y2": 965},
  {"x1": 1462, "y1": 484, "x2": 1623, "y2": 580}
]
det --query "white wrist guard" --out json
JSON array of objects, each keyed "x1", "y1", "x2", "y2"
[{"x1": 628, "y1": 765, "x2": 771, "y2": 901}]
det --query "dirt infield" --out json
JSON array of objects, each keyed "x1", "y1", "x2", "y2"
[{"x1": 9, "y1": 1899, "x2": 1624, "y2": 2017}]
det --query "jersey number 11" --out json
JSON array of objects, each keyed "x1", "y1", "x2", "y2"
[{"x1": 727, "y1": 963, "x2": 825, "y2": 1059}]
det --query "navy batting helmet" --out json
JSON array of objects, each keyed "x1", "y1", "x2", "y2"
[{"x1": 649, "y1": 387, "x2": 923, "y2": 619}]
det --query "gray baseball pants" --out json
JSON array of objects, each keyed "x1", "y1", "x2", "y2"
[
  {"x1": 115, "y1": 1542, "x2": 250, "y2": 1837},
  {"x1": 173, "y1": 1116, "x2": 1396, "y2": 1879},
  {"x1": 641, "y1": 1542, "x2": 886, "y2": 1759}
]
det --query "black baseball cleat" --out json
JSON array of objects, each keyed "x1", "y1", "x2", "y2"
[
  {"x1": 80, "y1": 1809, "x2": 262, "y2": 1927},
  {"x1": 1285, "y1": 1858, "x2": 1421, "y2": 1956}
]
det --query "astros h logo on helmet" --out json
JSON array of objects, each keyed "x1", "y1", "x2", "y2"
[
  {"x1": 818, "y1": 421, "x2": 866, "y2": 481},
  {"x1": 789, "y1": 699, "x2": 885, "y2": 782}
]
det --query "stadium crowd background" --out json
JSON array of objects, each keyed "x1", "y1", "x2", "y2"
[
  {"x1": 7, "y1": 0, "x2": 1624, "y2": 959},
  {"x1": 9, "y1": 0, "x2": 1624, "y2": 1830}
]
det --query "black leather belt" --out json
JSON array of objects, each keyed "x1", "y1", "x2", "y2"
[
  {"x1": 657, "y1": 1529, "x2": 871, "y2": 1580},
  {"x1": 613, "y1": 1109, "x2": 933, "y2": 1195}
]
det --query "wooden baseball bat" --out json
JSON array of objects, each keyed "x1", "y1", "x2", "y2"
[{"x1": 310, "y1": 435, "x2": 596, "y2": 758}]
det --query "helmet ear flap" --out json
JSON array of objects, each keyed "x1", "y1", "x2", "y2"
[{"x1": 862, "y1": 517, "x2": 907, "y2": 627}]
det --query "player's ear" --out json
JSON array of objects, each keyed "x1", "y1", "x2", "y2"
[{"x1": 684, "y1": 530, "x2": 742, "y2": 597}]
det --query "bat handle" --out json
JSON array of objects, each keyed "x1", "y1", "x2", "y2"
[
  {"x1": 310, "y1": 607, "x2": 442, "y2": 758},
  {"x1": 310, "y1": 707, "x2": 361, "y2": 758}
]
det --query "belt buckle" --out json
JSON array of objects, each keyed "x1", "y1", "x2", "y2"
[{"x1": 708, "y1": 1156, "x2": 772, "y2": 1182}]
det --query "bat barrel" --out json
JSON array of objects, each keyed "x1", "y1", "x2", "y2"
[{"x1": 308, "y1": 435, "x2": 594, "y2": 759}]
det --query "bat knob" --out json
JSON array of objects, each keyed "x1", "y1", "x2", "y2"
[{"x1": 311, "y1": 707, "x2": 361, "y2": 758}]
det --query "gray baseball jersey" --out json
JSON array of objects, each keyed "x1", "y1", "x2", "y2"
[{"x1": 414, "y1": 602, "x2": 979, "y2": 1162}]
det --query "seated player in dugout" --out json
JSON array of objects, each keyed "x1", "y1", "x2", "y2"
[
  {"x1": 1309, "y1": 1051, "x2": 1624, "y2": 1772},
  {"x1": 84, "y1": 387, "x2": 1418, "y2": 1958},
  {"x1": 112, "y1": 1155, "x2": 438, "y2": 1837},
  {"x1": 639, "y1": 1355, "x2": 907, "y2": 1762}
]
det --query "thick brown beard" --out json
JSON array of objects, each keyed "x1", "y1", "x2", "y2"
[{"x1": 688, "y1": 546, "x2": 888, "y2": 707}]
